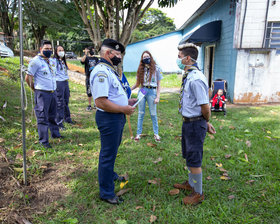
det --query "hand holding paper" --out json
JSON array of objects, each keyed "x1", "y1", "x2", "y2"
[{"x1": 133, "y1": 88, "x2": 147, "y2": 107}]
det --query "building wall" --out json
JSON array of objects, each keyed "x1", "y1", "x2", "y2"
[
  {"x1": 234, "y1": 1, "x2": 280, "y2": 103},
  {"x1": 236, "y1": 0, "x2": 280, "y2": 48},
  {"x1": 123, "y1": 31, "x2": 182, "y2": 73},
  {"x1": 181, "y1": 0, "x2": 237, "y2": 101},
  {"x1": 234, "y1": 50, "x2": 280, "y2": 103}
]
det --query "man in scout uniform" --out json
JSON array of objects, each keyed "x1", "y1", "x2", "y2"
[
  {"x1": 25, "y1": 40, "x2": 62, "y2": 149},
  {"x1": 90, "y1": 39, "x2": 136, "y2": 205},
  {"x1": 173, "y1": 43, "x2": 216, "y2": 205}
]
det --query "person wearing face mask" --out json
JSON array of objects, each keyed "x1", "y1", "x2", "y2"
[
  {"x1": 90, "y1": 38, "x2": 137, "y2": 205},
  {"x1": 173, "y1": 43, "x2": 216, "y2": 206},
  {"x1": 131, "y1": 51, "x2": 163, "y2": 142},
  {"x1": 81, "y1": 46, "x2": 99, "y2": 111},
  {"x1": 25, "y1": 40, "x2": 62, "y2": 149},
  {"x1": 54, "y1": 45, "x2": 74, "y2": 130}
]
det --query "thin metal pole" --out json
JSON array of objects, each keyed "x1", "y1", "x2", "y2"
[{"x1": 19, "y1": 0, "x2": 27, "y2": 185}]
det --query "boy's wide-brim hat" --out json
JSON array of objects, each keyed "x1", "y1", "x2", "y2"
[{"x1": 101, "y1": 38, "x2": 125, "y2": 53}]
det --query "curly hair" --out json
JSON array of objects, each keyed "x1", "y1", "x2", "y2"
[{"x1": 136, "y1": 51, "x2": 156, "y2": 86}]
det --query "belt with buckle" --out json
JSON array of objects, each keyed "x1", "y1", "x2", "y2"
[
  {"x1": 143, "y1": 86, "x2": 156, "y2": 89},
  {"x1": 183, "y1": 116, "x2": 204, "y2": 123},
  {"x1": 36, "y1": 89, "x2": 55, "y2": 93}
]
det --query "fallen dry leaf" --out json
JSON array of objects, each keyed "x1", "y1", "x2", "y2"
[
  {"x1": 212, "y1": 116, "x2": 216, "y2": 118},
  {"x1": 40, "y1": 165, "x2": 48, "y2": 169},
  {"x1": 246, "y1": 180, "x2": 255, "y2": 184},
  {"x1": 153, "y1": 157, "x2": 163, "y2": 164},
  {"x1": 184, "y1": 166, "x2": 188, "y2": 170},
  {"x1": 16, "y1": 153, "x2": 23, "y2": 160},
  {"x1": 150, "y1": 215, "x2": 157, "y2": 223},
  {"x1": 174, "y1": 153, "x2": 179, "y2": 156},
  {"x1": 148, "y1": 178, "x2": 161, "y2": 185},
  {"x1": 123, "y1": 172, "x2": 129, "y2": 181},
  {"x1": 219, "y1": 168, "x2": 228, "y2": 172},
  {"x1": 0, "y1": 138, "x2": 5, "y2": 143},
  {"x1": 210, "y1": 156, "x2": 215, "y2": 161},
  {"x1": 223, "y1": 172, "x2": 229, "y2": 177},
  {"x1": 216, "y1": 163, "x2": 223, "y2": 167},
  {"x1": 228, "y1": 195, "x2": 235, "y2": 199},
  {"x1": 152, "y1": 205, "x2": 156, "y2": 212},
  {"x1": 116, "y1": 188, "x2": 131, "y2": 196},
  {"x1": 206, "y1": 176, "x2": 212, "y2": 180},
  {"x1": 14, "y1": 143, "x2": 22, "y2": 149},
  {"x1": 136, "y1": 206, "x2": 144, "y2": 210},
  {"x1": 66, "y1": 152, "x2": 74, "y2": 156},
  {"x1": 147, "y1": 142, "x2": 157, "y2": 147},
  {"x1": 245, "y1": 140, "x2": 251, "y2": 147},
  {"x1": 174, "y1": 136, "x2": 181, "y2": 140},
  {"x1": 208, "y1": 134, "x2": 215, "y2": 139},
  {"x1": 223, "y1": 145, "x2": 229, "y2": 149},
  {"x1": 225, "y1": 154, "x2": 232, "y2": 159},
  {"x1": 78, "y1": 143, "x2": 83, "y2": 146},
  {"x1": 168, "y1": 189, "x2": 180, "y2": 195},
  {"x1": 26, "y1": 150, "x2": 35, "y2": 158},
  {"x1": 220, "y1": 176, "x2": 231, "y2": 180},
  {"x1": 219, "y1": 125, "x2": 223, "y2": 130},
  {"x1": 244, "y1": 153, "x2": 248, "y2": 162},
  {"x1": 229, "y1": 125, "x2": 235, "y2": 130}
]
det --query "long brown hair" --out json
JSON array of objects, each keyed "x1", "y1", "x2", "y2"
[{"x1": 136, "y1": 51, "x2": 156, "y2": 86}]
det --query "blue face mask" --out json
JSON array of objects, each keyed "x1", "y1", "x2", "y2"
[
  {"x1": 43, "y1": 50, "x2": 53, "y2": 58},
  {"x1": 176, "y1": 57, "x2": 186, "y2": 70},
  {"x1": 142, "y1": 58, "x2": 151, "y2": 64}
]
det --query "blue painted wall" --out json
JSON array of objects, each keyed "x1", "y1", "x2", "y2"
[
  {"x1": 123, "y1": 31, "x2": 182, "y2": 73},
  {"x1": 181, "y1": 0, "x2": 237, "y2": 100}
]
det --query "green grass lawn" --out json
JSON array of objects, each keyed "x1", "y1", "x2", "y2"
[{"x1": 1, "y1": 58, "x2": 280, "y2": 224}]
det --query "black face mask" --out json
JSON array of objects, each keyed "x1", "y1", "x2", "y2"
[
  {"x1": 111, "y1": 56, "x2": 121, "y2": 66},
  {"x1": 89, "y1": 50, "x2": 94, "y2": 55},
  {"x1": 142, "y1": 58, "x2": 151, "y2": 64}
]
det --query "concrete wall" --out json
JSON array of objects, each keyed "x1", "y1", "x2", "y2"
[
  {"x1": 123, "y1": 31, "x2": 182, "y2": 73},
  {"x1": 234, "y1": 49, "x2": 280, "y2": 103},
  {"x1": 233, "y1": 0, "x2": 280, "y2": 103},
  {"x1": 236, "y1": 0, "x2": 280, "y2": 48},
  {"x1": 181, "y1": 0, "x2": 237, "y2": 101}
]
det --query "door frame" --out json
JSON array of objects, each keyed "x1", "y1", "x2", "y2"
[{"x1": 204, "y1": 44, "x2": 215, "y2": 88}]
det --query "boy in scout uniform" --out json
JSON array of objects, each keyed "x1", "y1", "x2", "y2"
[
  {"x1": 173, "y1": 43, "x2": 216, "y2": 205},
  {"x1": 90, "y1": 39, "x2": 136, "y2": 205},
  {"x1": 25, "y1": 40, "x2": 62, "y2": 149}
]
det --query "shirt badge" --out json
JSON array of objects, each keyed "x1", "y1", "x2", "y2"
[{"x1": 98, "y1": 77, "x2": 104, "y2": 82}]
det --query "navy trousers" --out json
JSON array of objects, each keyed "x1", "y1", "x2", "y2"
[
  {"x1": 56, "y1": 80, "x2": 72, "y2": 127},
  {"x1": 95, "y1": 110, "x2": 126, "y2": 199},
  {"x1": 34, "y1": 90, "x2": 61, "y2": 145}
]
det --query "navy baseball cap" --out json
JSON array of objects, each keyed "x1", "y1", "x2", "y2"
[{"x1": 101, "y1": 38, "x2": 125, "y2": 53}]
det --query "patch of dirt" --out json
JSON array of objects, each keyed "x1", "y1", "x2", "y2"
[{"x1": 0, "y1": 146, "x2": 70, "y2": 224}]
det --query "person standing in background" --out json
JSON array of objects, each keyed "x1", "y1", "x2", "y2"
[
  {"x1": 54, "y1": 45, "x2": 73, "y2": 130},
  {"x1": 81, "y1": 46, "x2": 99, "y2": 111},
  {"x1": 25, "y1": 40, "x2": 62, "y2": 149}
]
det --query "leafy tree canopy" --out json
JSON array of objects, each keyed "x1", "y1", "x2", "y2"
[{"x1": 130, "y1": 8, "x2": 176, "y2": 43}]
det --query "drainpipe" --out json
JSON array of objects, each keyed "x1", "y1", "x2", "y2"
[
  {"x1": 262, "y1": 0, "x2": 270, "y2": 48},
  {"x1": 240, "y1": 0, "x2": 247, "y2": 48}
]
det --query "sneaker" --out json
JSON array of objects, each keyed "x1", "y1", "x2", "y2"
[
  {"x1": 154, "y1": 134, "x2": 161, "y2": 142},
  {"x1": 173, "y1": 181, "x2": 194, "y2": 191},
  {"x1": 183, "y1": 192, "x2": 204, "y2": 206},
  {"x1": 211, "y1": 107, "x2": 215, "y2": 111},
  {"x1": 219, "y1": 107, "x2": 222, "y2": 111},
  {"x1": 86, "y1": 105, "x2": 92, "y2": 111},
  {"x1": 134, "y1": 134, "x2": 141, "y2": 142}
]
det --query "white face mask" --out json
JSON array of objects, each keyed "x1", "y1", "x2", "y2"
[{"x1": 58, "y1": 51, "x2": 65, "y2": 58}]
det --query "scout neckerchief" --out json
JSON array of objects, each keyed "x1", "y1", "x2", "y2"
[
  {"x1": 178, "y1": 63, "x2": 199, "y2": 113},
  {"x1": 97, "y1": 58, "x2": 129, "y2": 98},
  {"x1": 144, "y1": 66, "x2": 149, "y2": 84},
  {"x1": 38, "y1": 54, "x2": 55, "y2": 76}
]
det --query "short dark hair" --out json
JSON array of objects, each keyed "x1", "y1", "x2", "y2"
[
  {"x1": 88, "y1": 46, "x2": 94, "y2": 52},
  {"x1": 40, "y1": 40, "x2": 52, "y2": 48},
  {"x1": 181, "y1": 47, "x2": 198, "y2": 60}
]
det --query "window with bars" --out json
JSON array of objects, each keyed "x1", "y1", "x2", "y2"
[{"x1": 265, "y1": 22, "x2": 280, "y2": 54}]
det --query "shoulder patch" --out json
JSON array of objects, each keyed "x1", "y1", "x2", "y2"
[
  {"x1": 97, "y1": 73, "x2": 108, "y2": 78},
  {"x1": 98, "y1": 77, "x2": 105, "y2": 83}
]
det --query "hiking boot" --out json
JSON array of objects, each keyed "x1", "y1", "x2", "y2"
[
  {"x1": 173, "y1": 181, "x2": 193, "y2": 191},
  {"x1": 86, "y1": 105, "x2": 92, "y2": 111},
  {"x1": 183, "y1": 192, "x2": 204, "y2": 205}
]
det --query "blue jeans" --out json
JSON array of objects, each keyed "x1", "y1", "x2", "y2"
[{"x1": 137, "y1": 88, "x2": 159, "y2": 135}]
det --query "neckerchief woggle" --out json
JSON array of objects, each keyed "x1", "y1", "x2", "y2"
[
  {"x1": 178, "y1": 63, "x2": 199, "y2": 113},
  {"x1": 97, "y1": 58, "x2": 130, "y2": 99}
]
